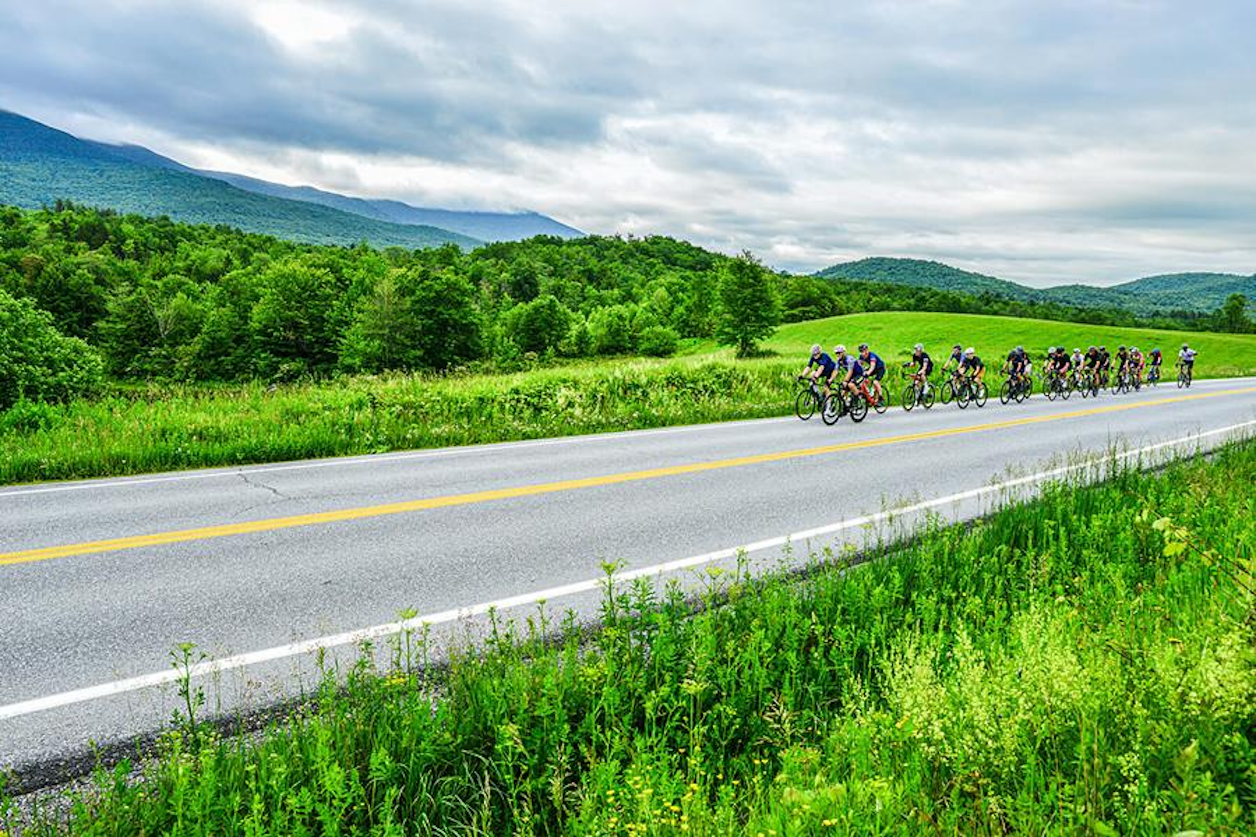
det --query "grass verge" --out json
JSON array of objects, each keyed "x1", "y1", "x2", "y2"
[{"x1": 5, "y1": 442, "x2": 1254, "y2": 834}]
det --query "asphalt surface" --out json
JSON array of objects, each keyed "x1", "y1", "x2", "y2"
[{"x1": 2, "y1": 376, "x2": 1254, "y2": 778}]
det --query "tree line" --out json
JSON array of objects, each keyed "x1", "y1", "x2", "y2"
[{"x1": 1, "y1": 203, "x2": 1248, "y2": 409}]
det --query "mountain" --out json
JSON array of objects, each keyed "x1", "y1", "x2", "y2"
[
  {"x1": 73, "y1": 121, "x2": 581, "y2": 242},
  {"x1": 1, "y1": 110, "x2": 478, "y2": 249},
  {"x1": 201, "y1": 172, "x2": 583, "y2": 242},
  {"x1": 817, "y1": 257, "x2": 1254, "y2": 316}
]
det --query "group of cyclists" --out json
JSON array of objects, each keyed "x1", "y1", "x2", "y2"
[{"x1": 799, "y1": 340, "x2": 1199, "y2": 420}]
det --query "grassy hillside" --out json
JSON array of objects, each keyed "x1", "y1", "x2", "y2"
[
  {"x1": 8, "y1": 444, "x2": 1254, "y2": 834},
  {"x1": 0, "y1": 111, "x2": 477, "y2": 249},
  {"x1": 817, "y1": 256, "x2": 1254, "y2": 316},
  {"x1": 760, "y1": 311, "x2": 1256, "y2": 377}
]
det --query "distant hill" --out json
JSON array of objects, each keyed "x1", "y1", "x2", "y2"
[
  {"x1": 0, "y1": 110, "x2": 478, "y2": 250},
  {"x1": 16, "y1": 109, "x2": 582, "y2": 243},
  {"x1": 817, "y1": 257, "x2": 1254, "y2": 316}
]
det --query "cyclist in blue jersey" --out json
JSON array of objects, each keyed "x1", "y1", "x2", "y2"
[
  {"x1": 858, "y1": 343, "x2": 886, "y2": 404},
  {"x1": 834, "y1": 344, "x2": 864, "y2": 400},
  {"x1": 801, "y1": 343, "x2": 838, "y2": 398}
]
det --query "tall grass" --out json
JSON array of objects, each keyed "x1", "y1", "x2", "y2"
[
  {"x1": 0, "y1": 360, "x2": 795, "y2": 485},
  {"x1": 6, "y1": 443, "x2": 1253, "y2": 834}
]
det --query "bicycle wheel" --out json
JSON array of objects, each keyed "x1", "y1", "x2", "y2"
[
  {"x1": 820, "y1": 394, "x2": 841, "y2": 425},
  {"x1": 873, "y1": 387, "x2": 888, "y2": 414},
  {"x1": 901, "y1": 383, "x2": 917, "y2": 412},
  {"x1": 974, "y1": 382, "x2": 987, "y2": 407},
  {"x1": 1045, "y1": 379, "x2": 1056, "y2": 401},
  {"x1": 795, "y1": 389, "x2": 816, "y2": 420},
  {"x1": 1061, "y1": 378, "x2": 1072, "y2": 400},
  {"x1": 849, "y1": 395, "x2": 868, "y2": 423},
  {"x1": 999, "y1": 380, "x2": 1012, "y2": 405},
  {"x1": 1017, "y1": 380, "x2": 1030, "y2": 403},
  {"x1": 922, "y1": 385, "x2": 935, "y2": 409},
  {"x1": 941, "y1": 380, "x2": 955, "y2": 405},
  {"x1": 956, "y1": 382, "x2": 970, "y2": 409}
]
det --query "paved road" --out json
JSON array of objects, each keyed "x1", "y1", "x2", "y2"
[{"x1": 2, "y1": 377, "x2": 1254, "y2": 776}]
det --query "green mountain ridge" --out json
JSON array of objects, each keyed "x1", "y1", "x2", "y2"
[
  {"x1": 0, "y1": 110, "x2": 476, "y2": 250},
  {"x1": 817, "y1": 257, "x2": 1254, "y2": 316}
]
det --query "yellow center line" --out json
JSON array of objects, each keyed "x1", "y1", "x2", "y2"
[{"x1": 3, "y1": 386, "x2": 1253, "y2": 568}]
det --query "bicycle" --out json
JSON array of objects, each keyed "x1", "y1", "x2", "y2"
[
  {"x1": 794, "y1": 376, "x2": 831, "y2": 421},
  {"x1": 938, "y1": 369, "x2": 966, "y2": 406},
  {"x1": 1147, "y1": 364, "x2": 1161, "y2": 386},
  {"x1": 844, "y1": 376, "x2": 884, "y2": 423},
  {"x1": 1043, "y1": 369, "x2": 1071, "y2": 401},
  {"x1": 900, "y1": 373, "x2": 935, "y2": 411},
  {"x1": 1177, "y1": 363, "x2": 1193, "y2": 389},
  {"x1": 955, "y1": 374, "x2": 988, "y2": 409},
  {"x1": 999, "y1": 373, "x2": 1032, "y2": 404}
]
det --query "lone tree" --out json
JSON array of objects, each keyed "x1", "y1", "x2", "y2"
[
  {"x1": 1216, "y1": 293, "x2": 1252, "y2": 334},
  {"x1": 716, "y1": 251, "x2": 781, "y2": 357}
]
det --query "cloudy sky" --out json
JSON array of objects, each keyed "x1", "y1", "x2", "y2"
[{"x1": 2, "y1": 0, "x2": 1254, "y2": 285}]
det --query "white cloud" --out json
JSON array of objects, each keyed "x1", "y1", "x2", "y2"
[{"x1": 1, "y1": 0, "x2": 1254, "y2": 285}]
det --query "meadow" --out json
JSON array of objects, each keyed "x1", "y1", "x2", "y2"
[
  {"x1": 6, "y1": 441, "x2": 1253, "y2": 834},
  {"x1": 2, "y1": 311, "x2": 1253, "y2": 486}
]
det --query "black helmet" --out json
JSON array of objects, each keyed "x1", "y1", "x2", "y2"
[
  {"x1": 858, "y1": 343, "x2": 869, "y2": 352},
  {"x1": 1118, "y1": 345, "x2": 1126, "y2": 351}
]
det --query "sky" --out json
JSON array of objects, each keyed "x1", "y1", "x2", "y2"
[{"x1": 2, "y1": 0, "x2": 1254, "y2": 286}]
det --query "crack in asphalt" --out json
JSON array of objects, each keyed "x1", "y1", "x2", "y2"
[{"x1": 235, "y1": 473, "x2": 294, "y2": 516}]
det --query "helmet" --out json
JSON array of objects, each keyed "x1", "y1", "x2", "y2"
[
  {"x1": 1048, "y1": 346, "x2": 1056, "y2": 354},
  {"x1": 953, "y1": 343, "x2": 962, "y2": 350},
  {"x1": 1088, "y1": 346, "x2": 1095, "y2": 352},
  {"x1": 1015, "y1": 345, "x2": 1024, "y2": 353},
  {"x1": 834, "y1": 344, "x2": 846, "y2": 354},
  {"x1": 810, "y1": 343, "x2": 822, "y2": 356},
  {"x1": 1100, "y1": 345, "x2": 1106, "y2": 351},
  {"x1": 965, "y1": 347, "x2": 975, "y2": 356},
  {"x1": 1153, "y1": 347, "x2": 1160, "y2": 353},
  {"x1": 1073, "y1": 348, "x2": 1080, "y2": 354},
  {"x1": 858, "y1": 343, "x2": 869, "y2": 352},
  {"x1": 914, "y1": 343, "x2": 923, "y2": 352},
  {"x1": 1182, "y1": 343, "x2": 1189, "y2": 349}
]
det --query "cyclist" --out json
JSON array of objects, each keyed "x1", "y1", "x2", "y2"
[
  {"x1": 1178, "y1": 343, "x2": 1197, "y2": 382},
  {"x1": 801, "y1": 343, "x2": 838, "y2": 398},
  {"x1": 1070, "y1": 347, "x2": 1084, "y2": 377},
  {"x1": 835, "y1": 344, "x2": 864, "y2": 400},
  {"x1": 1083, "y1": 345, "x2": 1101, "y2": 388},
  {"x1": 1129, "y1": 346, "x2": 1145, "y2": 386},
  {"x1": 1115, "y1": 345, "x2": 1130, "y2": 383},
  {"x1": 1004, "y1": 345, "x2": 1028, "y2": 386},
  {"x1": 961, "y1": 347, "x2": 985, "y2": 387},
  {"x1": 1097, "y1": 345, "x2": 1111, "y2": 385},
  {"x1": 904, "y1": 343, "x2": 933, "y2": 393},
  {"x1": 858, "y1": 343, "x2": 887, "y2": 405},
  {"x1": 1148, "y1": 347, "x2": 1163, "y2": 382}
]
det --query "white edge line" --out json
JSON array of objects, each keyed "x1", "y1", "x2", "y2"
[
  {"x1": 0, "y1": 415, "x2": 796, "y2": 498},
  {"x1": 1, "y1": 419, "x2": 1252, "y2": 722}
]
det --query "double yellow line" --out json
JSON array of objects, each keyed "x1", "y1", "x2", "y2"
[{"x1": 3, "y1": 386, "x2": 1253, "y2": 568}]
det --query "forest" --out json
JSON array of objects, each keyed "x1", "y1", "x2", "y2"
[{"x1": 1, "y1": 203, "x2": 1249, "y2": 410}]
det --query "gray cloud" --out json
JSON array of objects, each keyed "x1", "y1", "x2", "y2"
[{"x1": 1, "y1": 0, "x2": 1254, "y2": 284}]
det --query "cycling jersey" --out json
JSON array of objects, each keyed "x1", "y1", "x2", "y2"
[
  {"x1": 1116, "y1": 351, "x2": 1129, "y2": 368},
  {"x1": 962, "y1": 355, "x2": 984, "y2": 372},
  {"x1": 912, "y1": 351, "x2": 933, "y2": 375},
  {"x1": 1084, "y1": 350, "x2": 1100, "y2": 368},
  {"x1": 1179, "y1": 348, "x2": 1197, "y2": 365},
  {"x1": 1071, "y1": 353, "x2": 1083, "y2": 368},
  {"x1": 1150, "y1": 351, "x2": 1162, "y2": 365},
  {"x1": 948, "y1": 350, "x2": 963, "y2": 367},
  {"x1": 1098, "y1": 351, "x2": 1111, "y2": 369},
  {"x1": 863, "y1": 352, "x2": 886, "y2": 380},
  {"x1": 807, "y1": 352, "x2": 837, "y2": 377},
  {"x1": 839, "y1": 354, "x2": 862, "y2": 378}
]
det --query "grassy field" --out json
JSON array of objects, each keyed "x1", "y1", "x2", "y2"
[
  {"x1": 7, "y1": 443, "x2": 1253, "y2": 834},
  {"x1": 755, "y1": 311, "x2": 1256, "y2": 376},
  {"x1": 2, "y1": 311, "x2": 1253, "y2": 485}
]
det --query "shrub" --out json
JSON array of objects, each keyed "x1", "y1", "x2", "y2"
[{"x1": 0, "y1": 288, "x2": 104, "y2": 409}]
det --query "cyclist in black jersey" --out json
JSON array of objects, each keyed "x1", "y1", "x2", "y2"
[
  {"x1": 961, "y1": 347, "x2": 985, "y2": 384},
  {"x1": 905, "y1": 343, "x2": 933, "y2": 391}
]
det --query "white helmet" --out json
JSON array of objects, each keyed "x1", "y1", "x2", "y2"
[
  {"x1": 965, "y1": 347, "x2": 975, "y2": 356},
  {"x1": 810, "y1": 343, "x2": 822, "y2": 356},
  {"x1": 834, "y1": 344, "x2": 846, "y2": 354},
  {"x1": 914, "y1": 343, "x2": 923, "y2": 352}
]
